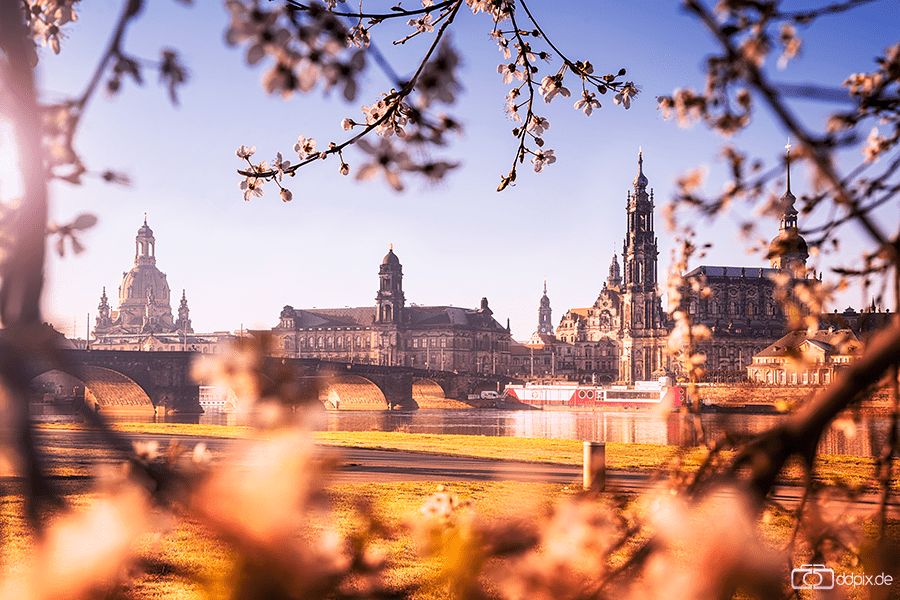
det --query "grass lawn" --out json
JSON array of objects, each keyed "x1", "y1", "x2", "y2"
[{"x1": 2, "y1": 477, "x2": 896, "y2": 599}]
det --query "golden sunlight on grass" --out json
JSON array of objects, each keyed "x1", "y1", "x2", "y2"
[{"x1": 36, "y1": 424, "x2": 900, "y2": 490}]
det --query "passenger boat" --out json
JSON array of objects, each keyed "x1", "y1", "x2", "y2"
[{"x1": 502, "y1": 377, "x2": 684, "y2": 411}]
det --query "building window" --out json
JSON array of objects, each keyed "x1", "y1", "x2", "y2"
[
  {"x1": 284, "y1": 337, "x2": 292, "y2": 350},
  {"x1": 317, "y1": 337, "x2": 324, "y2": 349},
  {"x1": 441, "y1": 338, "x2": 446, "y2": 348},
  {"x1": 689, "y1": 300, "x2": 696, "y2": 314},
  {"x1": 413, "y1": 338, "x2": 418, "y2": 349},
  {"x1": 710, "y1": 301, "x2": 718, "y2": 315}
]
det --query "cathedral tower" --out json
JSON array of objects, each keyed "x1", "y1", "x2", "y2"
[
  {"x1": 538, "y1": 280, "x2": 553, "y2": 334},
  {"x1": 620, "y1": 152, "x2": 667, "y2": 381},
  {"x1": 376, "y1": 246, "x2": 405, "y2": 324},
  {"x1": 622, "y1": 152, "x2": 661, "y2": 329}
]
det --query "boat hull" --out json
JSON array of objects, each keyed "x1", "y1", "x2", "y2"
[{"x1": 503, "y1": 382, "x2": 683, "y2": 411}]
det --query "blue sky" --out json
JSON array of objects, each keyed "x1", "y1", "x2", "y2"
[{"x1": 25, "y1": 0, "x2": 900, "y2": 339}]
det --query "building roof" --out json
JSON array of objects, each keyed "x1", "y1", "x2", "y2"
[
  {"x1": 282, "y1": 304, "x2": 508, "y2": 332},
  {"x1": 684, "y1": 265, "x2": 780, "y2": 279},
  {"x1": 754, "y1": 328, "x2": 860, "y2": 358}
]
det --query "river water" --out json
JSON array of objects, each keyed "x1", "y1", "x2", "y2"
[{"x1": 195, "y1": 408, "x2": 891, "y2": 457}]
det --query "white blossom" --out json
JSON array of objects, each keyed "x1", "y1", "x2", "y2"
[
  {"x1": 240, "y1": 175, "x2": 264, "y2": 201},
  {"x1": 407, "y1": 14, "x2": 434, "y2": 34},
  {"x1": 498, "y1": 63, "x2": 524, "y2": 85},
  {"x1": 293, "y1": 135, "x2": 317, "y2": 160},
  {"x1": 539, "y1": 75, "x2": 570, "y2": 104},
  {"x1": 574, "y1": 90, "x2": 601, "y2": 116},
  {"x1": 614, "y1": 82, "x2": 637, "y2": 109},
  {"x1": 272, "y1": 152, "x2": 291, "y2": 180},
  {"x1": 531, "y1": 149, "x2": 556, "y2": 172},
  {"x1": 236, "y1": 145, "x2": 256, "y2": 159},
  {"x1": 528, "y1": 115, "x2": 550, "y2": 136}
]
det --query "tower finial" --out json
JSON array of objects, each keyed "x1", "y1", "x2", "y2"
[
  {"x1": 785, "y1": 138, "x2": 792, "y2": 195},
  {"x1": 144, "y1": 212, "x2": 147, "y2": 225},
  {"x1": 543, "y1": 279, "x2": 547, "y2": 295},
  {"x1": 389, "y1": 243, "x2": 393, "y2": 251}
]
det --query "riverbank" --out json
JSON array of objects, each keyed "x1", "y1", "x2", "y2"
[{"x1": 35, "y1": 423, "x2": 900, "y2": 491}]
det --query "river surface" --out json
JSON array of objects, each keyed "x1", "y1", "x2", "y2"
[{"x1": 191, "y1": 408, "x2": 891, "y2": 457}]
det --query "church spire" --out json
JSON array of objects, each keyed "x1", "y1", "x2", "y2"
[
  {"x1": 768, "y1": 140, "x2": 809, "y2": 272},
  {"x1": 538, "y1": 281, "x2": 553, "y2": 334},
  {"x1": 607, "y1": 253, "x2": 622, "y2": 289},
  {"x1": 176, "y1": 289, "x2": 193, "y2": 333}
]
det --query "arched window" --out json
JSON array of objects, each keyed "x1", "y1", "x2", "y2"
[
  {"x1": 284, "y1": 337, "x2": 292, "y2": 350},
  {"x1": 710, "y1": 301, "x2": 718, "y2": 315},
  {"x1": 748, "y1": 303, "x2": 756, "y2": 316},
  {"x1": 689, "y1": 300, "x2": 697, "y2": 314}
]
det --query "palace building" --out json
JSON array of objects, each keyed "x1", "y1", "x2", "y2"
[{"x1": 271, "y1": 247, "x2": 513, "y2": 373}]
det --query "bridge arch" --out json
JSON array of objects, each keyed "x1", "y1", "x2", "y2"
[
  {"x1": 320, "y1": 375, "x2": 388, "y2": 410},
  {"x1": 412, "y1": 378, "x2": 447, "y2": 408},
  {"x1": 31, "y1": 367, "x2": 154, "y2": 413}
]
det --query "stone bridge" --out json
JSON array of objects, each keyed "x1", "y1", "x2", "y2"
[{"x1": 30, "y1": 350, "x2": 515, "y2": 412}]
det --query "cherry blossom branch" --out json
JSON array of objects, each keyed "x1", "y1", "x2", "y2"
[
  {"x1": 685, "y1": 0, "x2": 897, "y2": 265},
  {"x1": 238, "y1": 0, "x2": 464, "y2": 193},
  {"x1": 286, "y1": 0, "x2": 455, "y2": 19}
]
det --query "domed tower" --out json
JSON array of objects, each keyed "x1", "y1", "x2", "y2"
[
  {"x1": 768, "y1": 143, "x2": 809, "y2": 274},
  {"x1": 538, "y1": 280, "x2": 553, "y2": 334},
  {"x1": 92, "y1": 217, "x2": 182, "y2": 337},
  {"x1": 376, "y1": 246, "x2": 405, "y2": 324}
]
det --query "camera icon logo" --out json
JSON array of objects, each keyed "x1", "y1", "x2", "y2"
[{"x1": 791, "y1": 564, "x2": 835, "y2": 590}]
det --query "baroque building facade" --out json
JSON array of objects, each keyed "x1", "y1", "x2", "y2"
[
  {"x1": 518, "y1": 151, "x2": 814, "y2": 384},
  {"x1": 271, "y1": 247, "x2": 513, "y2": 373},
  {"x1": 91, "y1": 218, "x2": 235, "y2": 353},
  {"x1": 549, "y1": 153, "x2": 670, "y2": 383}
]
